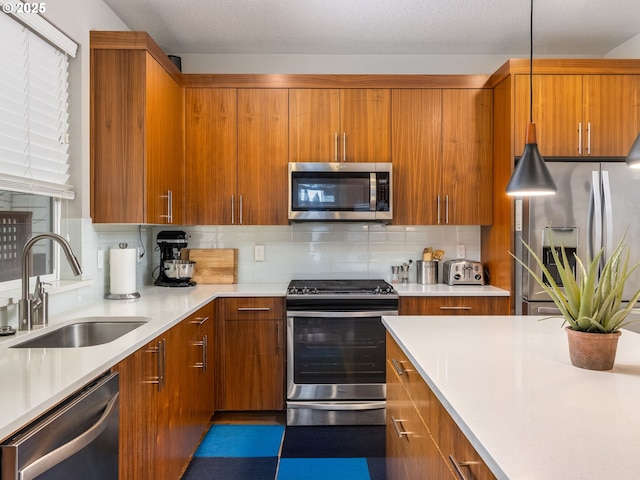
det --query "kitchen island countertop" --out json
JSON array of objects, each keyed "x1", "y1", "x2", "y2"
[{"x1": 383, "y1": 314, "x2": 640, "y2": 479}]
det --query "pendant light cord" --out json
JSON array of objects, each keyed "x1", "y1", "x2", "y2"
[{"x1": 529, "y1": 0, "x2": 534, "y2": 124}]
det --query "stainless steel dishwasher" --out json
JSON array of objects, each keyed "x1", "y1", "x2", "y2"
[{"x1": 1, "y1": 371, "x2": 119, "y2": 480}]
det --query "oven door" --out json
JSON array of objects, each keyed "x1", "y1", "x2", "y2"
[{"x1": 286, "y1": 310, "x2": 392, "y2": 425}]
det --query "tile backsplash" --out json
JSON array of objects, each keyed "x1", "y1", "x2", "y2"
[
  {"x1": 33, "y1": 220, "x2": 480, "y2": 320},
  {"x1": 155, "y1": 223, "x2": 481, "y2": 284}
]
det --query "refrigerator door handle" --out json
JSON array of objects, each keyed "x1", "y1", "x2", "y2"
[
  {"x1": 588, "y1": 170, "x2": 602, "y2": 260},
  {"x1": 601, "y1": 170, "x2": 613, "y2": 261}
]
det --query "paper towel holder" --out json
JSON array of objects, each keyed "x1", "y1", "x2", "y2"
[{"x1": 106, "y1": 243, "x2": 141, "y2": 300}]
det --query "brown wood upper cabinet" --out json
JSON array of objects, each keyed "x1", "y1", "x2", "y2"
[
  {"x1": 91, "y1": 47, "x2": 183, "y2": 224},
  {"x1": 184, "y1": 88, "x2": 289, "y2": 225},
  {"x1": 289, "y1": 88, "x2": 391, "y2": 162},
  {"x1": 514, "y1": 74, "x2": 640, "y2": 157},
  {"x1": 392, "y1": 89, "x2": 493, "y2": 225}
]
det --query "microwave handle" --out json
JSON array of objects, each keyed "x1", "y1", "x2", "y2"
[{"x1": 370, "y1": 173, "x2": 377, "y2": 211}]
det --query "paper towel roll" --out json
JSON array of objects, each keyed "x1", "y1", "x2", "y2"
[{"x1": 110, "y1": 247, "x2": 138, "y2": 295}]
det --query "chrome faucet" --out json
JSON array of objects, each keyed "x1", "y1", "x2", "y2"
[{"x1": 18, "y1": 233, "x2": 83, "y2": 331}]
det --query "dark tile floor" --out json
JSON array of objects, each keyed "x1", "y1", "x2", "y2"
[{"x1": 181, "y1": 417, "x2": 386, "y2": 480}]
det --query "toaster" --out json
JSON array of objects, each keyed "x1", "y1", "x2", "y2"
[{"x1": 443, "y1": 260, "x2": 485, "y2": 285}]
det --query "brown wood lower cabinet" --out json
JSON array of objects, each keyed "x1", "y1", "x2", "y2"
[
  {"x1": 113, "y1": 302, "x2": 215, "y2": 480},
  {"x1": 386, "y1": 333, "x2": 496, "y2": 480},
  {"x1": 219, "y1": 297, "x2": 285, "y2": 411},
  {"x1": 399, "y1": 296, "x2": 509, "y2": 315}
]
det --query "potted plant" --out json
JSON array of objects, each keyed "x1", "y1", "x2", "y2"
[{"x1": 514, "y1": 234, "x2": 640, "y2": 370}]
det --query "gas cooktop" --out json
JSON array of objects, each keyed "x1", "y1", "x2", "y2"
[{"x1": 287, "y1": 279, "x2": 397, "y2": 296}]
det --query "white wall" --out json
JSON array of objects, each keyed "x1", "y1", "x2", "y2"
[
  {"x1": 606, "y1": 33, "x2": 640, "y2": 58},
  {"x1": 177, "y1": 53, "x2": 596, "y2": 75}
]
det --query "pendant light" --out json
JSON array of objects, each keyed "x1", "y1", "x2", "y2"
[
  {"x1": 506, "y1": 0, "x2": 557, "y2": 196},
  {"x1": 626, "y1": 132, "x2": 640, "y2": 168}
]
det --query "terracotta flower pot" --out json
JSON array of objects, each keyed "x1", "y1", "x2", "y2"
[{"x1": 565, "y1": 327, "x2": 622, "y2": 371}]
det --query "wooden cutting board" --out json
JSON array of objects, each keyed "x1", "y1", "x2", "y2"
[{"x1": 180, "y1": 248, "x2": 238, "y2": 284}]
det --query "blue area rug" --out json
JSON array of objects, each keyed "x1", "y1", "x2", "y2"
[{"x1": 181, "y1": 424, "x2": 385, "y2": 480}]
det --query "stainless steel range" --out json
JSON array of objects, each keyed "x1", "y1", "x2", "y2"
[{"x1": 286, "y1": 279, "x2": 398, "y2": 426}]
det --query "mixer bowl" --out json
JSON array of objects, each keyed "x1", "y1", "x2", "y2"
[{"x1": 163, "y1": 260, "x2": 195, "y2": 280}]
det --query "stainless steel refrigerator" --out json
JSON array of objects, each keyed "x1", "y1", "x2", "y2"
[{"x1": 515, "y1": 160, "x2": 640, "y2": 330}]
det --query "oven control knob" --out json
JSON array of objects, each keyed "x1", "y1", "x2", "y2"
[
  {"x1": 288, "y1": 287, "x2": 299, "y2": 294},
  {"x1": 302, "y1": 287, "x2": 310, "y2": 294},
  {"x1": 311, "y1": 288, "x2": 319, "y2": 294}
]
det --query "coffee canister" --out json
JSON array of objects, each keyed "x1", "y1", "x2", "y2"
[{"x1": 416, "y1": 260, "x2": 438, "y2": 285}]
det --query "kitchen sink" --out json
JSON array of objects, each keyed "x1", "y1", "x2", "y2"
[{"x1": 11, "y1": 316, "x2": 151, "y2": 348}]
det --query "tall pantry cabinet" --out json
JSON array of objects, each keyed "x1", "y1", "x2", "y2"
[{"x1": 90, "y1": 32, "x2": 184, "y2": 224}]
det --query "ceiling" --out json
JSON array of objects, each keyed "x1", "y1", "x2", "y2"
[{"x1": 103, "y1": 0, "x2": 640, "y2": 57}]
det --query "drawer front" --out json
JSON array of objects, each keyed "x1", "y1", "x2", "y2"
[
  {"x1": 399, "y1": 296, "x2": 509, "y2": 315},
  {"x1": 432, "y1": 385, "x2": 497, "y2": 480},
  {"x1": 386, "y1": 355, "x2": 454, "y2": 480},
  {"x1": 224, "y1": 297, "x2": 284, "y2": 320},
  {"x1": 386, "y1": 333, "x2": 439, "y2": 435}
]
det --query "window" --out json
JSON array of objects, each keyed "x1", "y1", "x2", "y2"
[{"x1": 0, "y1": 5, "x2": 77, "y2": 288}]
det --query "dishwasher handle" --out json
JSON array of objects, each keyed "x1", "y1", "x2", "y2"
[{"x1": 18, "y1": 391, "x2": 119, "y2": 480}]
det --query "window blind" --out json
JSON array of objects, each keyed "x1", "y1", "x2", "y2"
[{"x1": 0, "y1": 10, "x2": 76, "y2": 199}]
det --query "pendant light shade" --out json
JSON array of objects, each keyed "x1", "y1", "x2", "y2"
[
  {"x1": 505, "y1": 0, "x2": 557, "y2": 197},
  {"x1": 626, "y1": 132, "x2": 640, "y2": 168},
  {"x1": 506, "y1": 123, "x2": 557, "y2": 196}
]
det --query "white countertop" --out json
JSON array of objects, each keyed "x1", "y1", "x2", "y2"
[
  {"x1": 0, "y1": 283, "x2": 286, "y2": 441},
  {"x1": 0, "y1": 281, "x2": 508, "y2": 442},
  {"x1": 383, "y1": 315, "x2": 640, "y2": 480},
  {"x1": 393, "y1": 283, "x2": 509, "y2": 296}
]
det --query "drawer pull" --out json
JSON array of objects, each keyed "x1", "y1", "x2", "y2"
[
  {"x1": 237, "y1": 307, "x2": 271, "y2": 312},
  {"x1": 390, "y1": 358, "x2": 407, "y2": 376},
  {"x1": 190, "y1": 315, "x2": 209, "y2": 325},
  {"x1": 439, "y1": 306, "x2": 472, "y2": 310},
  {"x1": 390, "y1": 416, "x2": 411, "y2": 439},
  {"x1": 448, "y1": 454, "x2": 477, "y2": 480}
]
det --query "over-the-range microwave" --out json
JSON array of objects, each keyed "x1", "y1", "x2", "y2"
[{"x1": 288, "y1": 162, "x2": 392, "y2": 222}]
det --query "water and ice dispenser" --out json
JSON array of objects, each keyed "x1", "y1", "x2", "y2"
[{"x1": 541, "y1": 226, "x2": 578, "y2": 286}]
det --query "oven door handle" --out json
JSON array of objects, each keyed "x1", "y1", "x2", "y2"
[
  {"x1": 287, "y1": 310, "x2": 398, "y2": 318},
  {"x1": 287, "y1": 401, "x2": 386, "y2": 411}
]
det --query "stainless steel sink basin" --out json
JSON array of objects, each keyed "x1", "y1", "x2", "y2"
[{"x1": 11, "y1": 317, "x2": 150, "y2": 348}]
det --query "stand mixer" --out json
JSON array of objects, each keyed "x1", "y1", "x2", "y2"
[{"x1": 154, "y1": 230, "x2": 196, "y2": 287}]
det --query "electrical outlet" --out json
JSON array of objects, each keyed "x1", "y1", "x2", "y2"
[
  {"x1": 97, "y1": 249, "x2": 105, "y2": 270},
  {"x1": 456, "y1": 244, "x2": 466, "y2": 259},
  {"x1": 254, "y1": 245, "x2": 265, "y2": 262}
]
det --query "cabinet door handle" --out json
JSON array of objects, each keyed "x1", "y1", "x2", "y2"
[
  {"x1": 578, "y1": 122, "x2": 582, "y2": 154},
  {"x1": 390, "y1": 416, "x2": 411, "y2": 439},
  {"x1": 194, "y1": 335, "x2": 208, "y2": 371},
  {"x1": 445, "y1": 194, "x2": 449, "y2": 224},
  {"x1": 448, "y1": 454, "x2": 477, "y2": 480},
  {"x1": 334, "y1": 132, "x2": 338, "y2": 162},
  {"x1": 437, "y1": 195, "x2": 441, "y2": 224},
  {"x1": 390, "y1": 358, "x2": 407, "y2": 376},
  {"x1": 190, "y1": 315, "x2": 210, "y2": 325},
  {"x1": 231, "y1": 195, "x2": 235, "y2": 225},
  {"x1": 161, "y1": 190, "x2": 173, "y2": 223},
  {"x1": 147, "y1": 339, "x2": 166, "y2": 392},
  {"x1": 237, "y1": 307, "x2": 271, "y2": 312},
  {"x1": 239, "y1": 194, "x2": 243, "y2": 225},
  {"x1": 276, "y1": 322, "x2": 281, "y2": 350},
  {"x1": 587, "y1": 121, "x2": 591, "y2": 155},
  {"x1": 439, "y1": 306, "x2": 472, "y2": 310},
  {"x1": 342, "y1": 132, "x2": 346, "y2": 162}
]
